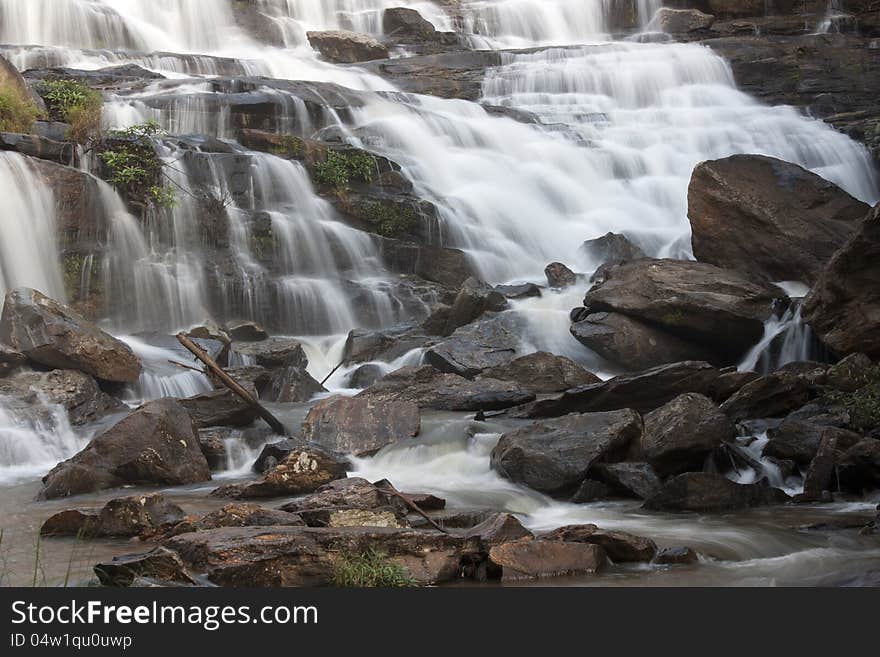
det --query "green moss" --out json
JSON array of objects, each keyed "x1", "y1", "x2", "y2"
[
  {"x1": 0, "y1": 82, "x2": 40, "y2": 133},
  {"x1": 826, "y1": 365, "x2": 880, "y2": 431},
  {"x1": 314, "y1": 150, "x2": 376, "y2": 190},
  {"x1": 331, "y1": 548, "x2": 416, "y2": 588},
  {"x1": 661, "y1": 309, "x2": 685, "y2": 326},
  {"x1": 271, "y1": 134, "x2": 304, "y2": 158},
  {"x1": 39, "y1": 79, "x2": 103, "y2": 143},
  {"x1": 364, "y1": 201, "x2": 418, "y2": 238},
  {"x1": 99, "y1": 120, "x2": 175, "y2": 209},
  {"x1": 62, "y1": 253, "x2": 101, "y2": 302}
]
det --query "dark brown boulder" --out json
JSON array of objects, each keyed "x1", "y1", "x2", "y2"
[
  {"x1": 179, "y1": 388, "x2": 260, "y2": 429},
  {"x1": 425, "y1": 313, "x2": 522, "y2": 378},
  {"x1": 302, "y1": 395, "x2": 420, "y2": 456},
  {"x1": 40, "y1": 399, "x2": 211, "y2": 499},
  {"x1": 765, "y1": 419, "x2": 860, "y2": 466},
  {"x1": 800, "y1": 431, "x2": 843, "y2": 502},
  {"x1": 441, "y1": 277, "x2": 508, "y2": 336},
  {"x1": 464, "y1": 513, "x2": 534, "y2": 549},
  {"x1": 356, "y1": 365, "x2": 534, "y2": 411},
  {"x1": 383, "y1": 7, "x2": 438, "y2": 41},
  {"x1": 482, "y1": 352, "x2": 600, "y2": 394},
  {"x1": 279, "y1": 477, "x2": 388, "y2": 514},
  {"x1": 41, "y1": 493, "x2": 185, "y2": 538},
  {"x1": 720, "y1": 371, "x2": 815, "y2": 421},
  {"x1": 0, "y1": 288, "x2": 141, "y2": 383},
  {"x1": 643, "y1": 473, "x2": 791, "y2": 512},
  {"x1": 580, "y1": 232, "x2": 646, "y2": 269},
  {"x1": 804, "y1": 205, "x2": 880, "y2": 359},
  {"x1": 488, "y1": 539, "x2": 605, "y2": 581},
  {"x1": 571, "y1": 312, "x2": 717, "y2": 371},
  {"x1": 490, "y1": 409, "x2": 643, "y2": 494},
  {"x1": 582, "y1": 259, "x2": 788, "y2": 363},
  {"x1": 837, "y1": 439, "x2": 880, "y2": 491},
  {"x1": 541, "y1": 525, "x2": 657, "y2": 563},
  {"x1": 212, "y1": 443, "x2": 348, "y2": 499},
  {"x1": 166, "y1": 504, "x2": 303, "y2": 537},
  {"x1": 94, "y1": 547, "x2": 196, "y2": 587},
  {"x1": 230, "y1": 337, "x2": 308, "y2": 368},
  {"x1": 307, "y1": 30, "x2": 389, "y2": 64},
  {"x1": 688, "y1": 155, "x2": 869, "y2": 284},
  {"x1": 654, "y1": 546, "x2": 699, "y2": 565},
  {"x1": 226, "y1": 321, "x2": 268, "y2": 342},
  {"x1": 164, "y1": 525, "x2": 482, "y2": 586},
  {"x1": 0, "y1": 369, "x2": 124, "y2": 425},
  {"x1": 545, "y1": 262, "x2": 578, "y2": 288},
  {"x1": 642, "y1": 393, "x2": 736, "y2": 477},
  {"x1": 592, "y1": 462, "x2": 663, "y2": 500},
  {"x1": 263, "y1": 365, "x2": 325, "y2": 403}
]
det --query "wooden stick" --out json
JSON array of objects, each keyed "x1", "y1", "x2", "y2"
[
  {"x1": 176, "y1": 333, "x2": 288, "y2": 436},
  {"x1": 320, "y1": 359, "x2": 345, "y2": 386},
  {"x1": 167, "y1": 359, "x2": 205, "y2": 374},
  {"x1": 377, "y1": 483, "x2": 450, "y2": 534}
]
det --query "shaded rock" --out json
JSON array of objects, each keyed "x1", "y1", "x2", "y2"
[
  {"x1": 522, "y1": 361, "x2": 724, "y2": 418},
  {"x1": 230, "y1": 337, "x2": 307, "y2": 368},
  {"x1": 226, "y1": 321, "x2": 268, "y2": 342},
  {"x1": 580, "y1": 232, "x2": 646, "y2": 269},
  {"x1": 302, "y1": 395, "x2": 420, "y2": 456},
  {"x1": 407, "y1": 508, "x2": 497, "y2": 531},
  {"x1": 0, "y1": 343, "x2": 25, "y2": 377},
  {"x1": 442, "y1": 277, "x2": 508, "y2": 336},
  {"x1": 653, "y1": 7, "x2": 716, "y2": 33},
  {"x1": 494, "y1": 283, "x2": 542, "y2": 299},
  {"x1": 838, "y1": 439, "x2": 880, "y2": 491},
  {"x1": 307, "y1": 30, "x2": 389, "y2": 64},
  {"x1": 212, "y1": 444, "x2": 348, "y2": 499},
  {"x1": 263, "y1": 365, "x2": 325, "y2": 403},
  {"x1": 171, "y1": 504, "x2": 303, "y2": 537},
  {"x1": 482, "y1": 352, "x2": 600, "y2": 394},
  {"x1": 0, "y1": 132, "x2": 75, "y2": 166},
  {"x1": 592, "y1": 462, "x2": 663, "y2": 500},
  {"x1": 711, "y1": 369, "x2": 762, "y2": 403},
  {"x1": 720, "y1": 371, "x2": 815, "y2": 421},
  {"x1": 570, "y1": 479, "x2": 612, "y2": 503},
  {"x1": 582, "y1": 259, "x2": 787, "y2": 363},
  {"x1": 253, "y1": 438, "x2": 306, "y2": 474},
  {"x1": 688, "y1": 155, "x2": 869, "y2": 283},
  {"x1": 342, "y1": 326, "x2": 431, "y2": 365},
  {"x1": 42, "y1": 493, "x2": 185, "y2": 538},
  {"x1": 0, "y1": 369, "x2": 124, "y2": 425},
  {"x1": 425, "y1": 313, "x2": 522, "y2": 378},
  {"x1": 356, "y1": 365, "x2": 534, "y2": 411},
  {"x1": 0, "y1": 288, "x2": 141, "y2": 383},
  {"x1": 198, "y1": 429, "x2": 228, "y2": 470},
  {"x1": 800, "y1": 431, "x2": 843, "y2": 502},
  {"x1": 179, "y1": 388, "x2": 260, "y2": 429},
  {"x1": 186, "y1": 323, "x2": 231, "y2": 348},
  {"x1": 642, "y1": 393, "x2": 736, "y2": 477},
  {"x1": 541, "y1": 525, "x2": 657, "y2": 563},
  {"x1": 826, "y1": 353, "x2": 875, "y2": 392},
  {"x1": 164, "y1": 525, "x2": 482, "y2": 586},
  {"x1": 654, "y1": 546, "x2": 699, "y2": 565},
  {"x1": 464, "y1": 513, "x2": 534, "y2": 549},
  {"x1": 490, "y1": 409, "x2": 643, "y2": 494},
  {"x1": 40, "y1": 399, "x2": 210, "y2": 499},
  {"x1": 545, "y1": 262, "x2": 577, "y2": 288},
  {"x1": 383, "y1": 7, "x2": 438, "y2": 41},
  {"x1": 94, "y1": 547, "x2": 196, "y2": 588},
  {"x1": 571, "y1": 312, "x2": 716, "y2": 371},
  {"x1": 347, "y1": 364, "x2": 384, "y2": 389},
  {"x1": 804, "y1": 205, "x2": 880, "y2": 359},
  {"x1": 643, "y1": 473, "x2": 791, "y2": 511},
  {"x1": 765, "y1": 421, "x2": 860, "y2": 466},
  {"x1": 488, "y1": 539, "x2": 605, "y2": 581}
]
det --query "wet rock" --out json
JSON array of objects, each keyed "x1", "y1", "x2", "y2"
[
  {"x1": 408, "y1": 508, "x2": 497, "y2": 530},
  {"x1": 764, "y1": 421, "x2": 860, "y2": 466},
  {"x1": 0, "y1": 343, "x2": 26, "y2": 377},
  {"x1": 252, "y1": 438, "x2": 307, "y2": 473},
  {"x1": 0, "y1": 132, "x2": 75, "y2": 166},
  {"x1": 41, "y1": 399, "x2": 211, "y2": 499},
  {"x1": 230, "y1": 337, "x2": 308, "y2": 368},
  {"x1": 541, "y1": 525, "x2": 657, "y2": 563},
  {"x1": 307, "y1": 30, "x2": 389, "y2": 64},
  {"x1": 442, "y1": 278, "x2": 508, "y2": 336},
  {"x1": 545, "y1": 262, "x2": 578, "y2": 288},
  {"x1": 94, "y1": 547, "x2": 196, "y2": 588},
  {"x1": 800, "y1": 431, "x2": 843, "y2": 502},
  {"x1": 838, "y1": 439, "x2": 880, "y2": 491},
  {"x1": 342, "y1": 326, "x2": 431, "y2": 365},
  {"x1": 580, "y1": 232, "x2": 646, "y2": 269},
  {"x1": 185, "y1": 323, "x2": 231, "y2": 347},
  {"x1": 302, "y1": 395, "x2": 420, "y2": 456},
  {"x1": 364, "y1": 50, "x2": 503, "y2": 101},
  {"x1": 804, "y1": 205, "x2": 880, "y2": 359},
  {"x1": 212, "y1": 444, "x2": 348, "y2": 499},
  {"x1": 653, "y1": 7, "x2": 716, "y2": 33},
  {"x1": 643, "y1": 472, "x2": 791, "y2": 511},
  {"x1": 0, "y1": 369, "x2": 124, "y2": 425},
  {"x1": 522, "y1": 361, "x2": 725, "y2": 418},
  {"x1": 383, "y1": 7, "x2": 439, "y2": 42},
  {"x1": 464, "y1": 513, "x2": 534, "y2": 549},
  {"x1": 582, "y1": 259, "x2": 788, "y2": 363},
  {"x1": 642, "y1": 393, "x2": 736, "y2": 477},
  {"x1": 226, "y1": 321, "x2": 268, "y2": 342},
  {"x1": 571, "y1": 312, "x2": 716, "y2": 371},
  {"x1": 197, "y1": 429, "x2": 229, "y2": 470},
  {"x1": 169, "y1": 504, "x2": 303, "y2": 537},
  {"x1": 710, "y1": 369, "x2": 762, "y2": 403},
  {"x1": 592, "y1": 462, "x2": 664, "y2": 500},
  {"x1": 179, "y1": 388, "x2": 260, "y2": 429},
  {"x1": 688, "y1": 155, "x2": 869, "y2": 283},
  {"x1": 356, "y1": 365, "x2": 534, "y2": 411},
  {"x1": 826, "y1": 353, "x2": 876, "y2": 392},
  {"x1": 42, "y1": 493, "x2": 185, "y2": 538},
  {"x1": 165, "y1": 526, "x2": 482, "y2": 586},
  {"x1": 279, "y1": 478, "x2": 387, "y2": 515},
  {"x1": 488, "y1": 539, "x2": 605, "y2": 581},
  {"x1": 425, "y1": 313, "x2": 522, "y2": 378},
  {"x1": 494, "y1": 283, "x2": 542, "y2": 299},
  {"x1": 654, "y1": 546, "x2": 699, "y2": 565},
  {"x1": 482, "y1": 352, "x2": 600, "y2": 394},
  {"x1": 0, "y1": 288, "x2": 141, "y2": 383},
  {"x1": 570, "y1": 479, "x2": 612, "y2": 503},
  {"x1": 347, "y1": 364, "x2": 385, "y2": 389},
  {"x1": 491, "y1": 409, "x2": 643, "y2": 494},
  {"x1": 263, "y1": 365, "x2": 325, "y2": 403},
  {"x1": 720, "y1": 371, "x2": 815, "y2": 421}
]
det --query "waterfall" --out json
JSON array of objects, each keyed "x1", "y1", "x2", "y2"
[{"x1": 0, "y1": 153, "x2": 66, "y2": 302}]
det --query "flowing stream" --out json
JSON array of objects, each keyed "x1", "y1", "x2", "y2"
[{"x1": 0, "y1": 0, "x2": 878, "y2": 586}]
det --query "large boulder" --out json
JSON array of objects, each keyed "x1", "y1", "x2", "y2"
[
  {"x1": 230, "y1": 337, "x2": 308, "y2": 368},
  {"x1": 164, "y1": 526, "x2": 482, "y2": 586},
  {"x1": 804, "y1": 205, "x2": 880, "y2": 359},
  {"x1": 490, "y1": 410, "x2": 643, "y2": 494},
  {"x1": 302, "y1": 395, "x2": 420, "y2": 456},
  {"x1": 167, "y1": 504, "x2": 304, "y2": 537},
  {"x1": 307, "y1": 30, "x2": 389, "y2": 64},
  {"x1": 643, "y1": 473, "x2": 791, "y2": 512},
  {"x1": 487, "y1": 539, "x2": 605, "y2": 581},
  {"x1": 764, "y1": 410, "x2": 860, "y2": 465},
  {"x1": 0, "y1": 343, "x2": 26, "y2": 377},
  {"x1": 178, "y1": 389, "x2": 260, "y2": 428},
  {"x1": 541, "y1": 525, "x2": 657, "y2": 563},
  {"x1": 262, "y1": 365, "x2": 326, "y2": 403},
  {"x1": 720, "y1": 371, "x2": 815, "y2": 422},
  {"x1": 0, "y1": 288, "x2": 141, "y2": 383},
  {"x1": 356, "y1": 365, "x2": 534, "y2": 411},
  {"x1": 688, "y1": 155, "x2": 870, "y2": 284},
  {"x1": 652, "y1": 7, "x2": 716, "y2": 33},
  {"x1": 212, "y1": 443, "x2": 348, "y2": 499},
  {"x1": 582, "y1": 259, "x2": 788, "y2": 363},
  {"x1": 94, "y1": 547, "x2": 195, "y2": 588},
  {"x1": 545, "y1": 262, "x2": 578, "y2": 288},
  {"x1": 579, "y1": 232, "x2": 646, "y2": 269},
  {"x1": 522, "y1": 361, "x2": 725, "y2": 418},
  {"x1": 482, "y1": 351, "x2": 600, "y2": 394},
  {"x1": 40, "y1": 399, "x2": 211, "y2": 499},
  {"x1": 41, "y1": 493, "x2": 186, "y2": 538},
  {"x1": 642, "y1": 393, "x2": 736, "y2": 477},
  {"x1": 571, "y1": 312, "x2": 716, "y2": 371},
  {"x1": 425, "y1": 313, "x2": 522, "y2": 378},
  {"x1": 592, "y1": 462, "x2": 663, "y2": 500},
  {"x1": 837, "y1": 439, "x2": 880, "y2": 491},
  {"x1": 0, "y1": 369, "x2": 124, "y2": 425},
  {"x1": 440, "y1": 278, "x2": 508, "y2": 336},
  {"x1": 383, "y1": 7, "x2": 439, "y2": 41}
]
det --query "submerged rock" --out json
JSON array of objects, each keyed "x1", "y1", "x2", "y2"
[{"x1": 0, "y1": 288, "x2": 141, "y2": 383}]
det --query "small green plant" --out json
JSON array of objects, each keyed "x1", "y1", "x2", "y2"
[
  {"x1": 366, "y1": 201, "x2": 418, "y2": 238},
  {"x1": 99, "y1": 120, "x2": 175, "y2": 209},
  {"x1": 39, "y1": 79, "x2": 103, "y2": 143},
  {"x1": 331, "y1": 548, "x2": 416, "y2": 588},
  {"x1": 826, "y1": 365, "x2": 880, "y2": 431},
  {"x1": 272, "y1": 134, "x2": 303, "y2": 158},
  {"x1": 314, "y1": 150, "x2": 376, "y2": 190},
  {"x1": 0, "y1": 82, "x2": 41, "y2": 133}
]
